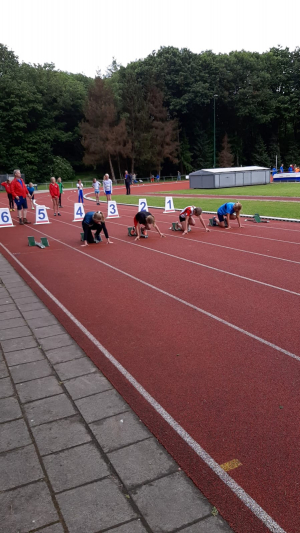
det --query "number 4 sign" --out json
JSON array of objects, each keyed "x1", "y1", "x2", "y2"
[
  {"x1": 35, "y1": 206, "x2": 50, "y2": 225},
  {"x1": 0, "y1": 208, "x2": 14, "y2": 228},
  {"x1": 73, "y1": 203, "x2": 85, "y2": 222},
  {"x1": 107, "y1": 201, "x2": 119, "y2": 219}
]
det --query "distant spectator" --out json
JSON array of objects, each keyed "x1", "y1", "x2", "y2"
[
  {"x1": 150, "y1": 174, "x2": 154, "y2": 183},
  {"x1": 295, "y1": 166, "x2": 300, "y2": 173},
  {"x1": 124, "y1": 170, "x2": 131, "y2": 195},
  {"x1": 49, "y1": 177, "x2": 61, "y2": 216},
  {"x1": 280, "y1": 164, "x2": 284, "y2": 173},
  {"x1": 27, "y1": 182, "x2": 35, "y2": 210},
  {"x1": 272, "y1": 167, "x2": 277, "y2": 176},
  {"x1": 103, "y1": 173, "x2": 112, "y2": 202},
  {"x1": 177, "y1": 171, "x2": 181, "y2": 181},
  {"x1": 2, "y1": 178, "x2": 14, "y2": 211},
  {"x1": 57, "y1": 177, "x2": 63, "y2": 208},
  {"x1": 132, "y1": 173, "x2": 138, "y2": 183},
  {"x1": 156, "y1": 173, "x2": 160, "y2": 181},
  {"x1": 77, "y1": 179, "x2": 84, "y2": 203},
  {"x1": 10, "y1": 169, "x2": 31, "y2": 225},
  {"x1": 288, "y1": 165, "x2": 293, "y2": 173}
]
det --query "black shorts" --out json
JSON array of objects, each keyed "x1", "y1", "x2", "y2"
[{"x1": 179, "y1": 215, "x2": 186, "y2": 223}]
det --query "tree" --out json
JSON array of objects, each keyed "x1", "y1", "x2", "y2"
[
  {"x1": 218, "y1": 134, "x2": 234, "y2": 167},
  {"x1": 252, "y1": 136, "x2": 270, "y2": 167}
]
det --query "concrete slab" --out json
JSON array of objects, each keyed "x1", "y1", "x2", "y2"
[
  {"x1": 0, "y1": 419, "x2": 32, "y2": 453},
  {"x1": 180, "y1": 516, "x2": 234, "y2": 532},
  {"x1": 33, "y1": 324, "x2": 66, "y2": 339},
  {"x1": 39, "y1": 334, "x2": 75, "y2": 351},
  {"x1": 0, "y1": 304, "x2": 18, "y2": 314},
  {"x1": 46, "y1": 344, "x2": 85, "y2": 364},
  {"x1": 0, "y1": 444, "x2": 43, "y2": 491},
  {"x1": 5, "y1": 346, "x2": 44, "y2": 366},
  {"x1": 0, "y1": 396, "x2": 22, "y2": 423},
  {"x1": 26, "y1": 315, "x2": 58, "y2": 328},
  {"x1": 1, "y1": 335, "x2": 38, "y2": 353},
  {"x1": 108, "y1": 522, "x2": 148, "y2": 533},
  {"x1": 0, "y1": 361, "x2": 9, "y2": 378},
  {"x1": 0, "y1": 481, "x2": 58, "y2": 533},
  {"x1": 14, "y1": 296, "x2": 40, "y2": 305},
  {"x1": 16, "y1": 301, "x2": 46, "y2": 312},
  {"x1": 0, "y1": 297, "x2": 14, "y2": 306},
  {"x1": 90, "y1": 411, "x2": 151, "y2": 453},
  {"x1": 131, "y1": 471, "x2": 212, "y2": 532},
  {"x1": 0, "y1": 376, "x2": 14, "y2": 398},
  {"x1": 37, "y1": 524, "x2": 64, "y2": 533},
  {"x1": 43, "y1": 442, "x2": 109, "y2": 492},
  {"x1": 54, "y1": 357, "x2": 97, "y2": 381},
  {"x1": 22, "y1": 307, "x2": 52, "y2": 319},
  {"x1": 10, "y1": 359, "x2": 53, "y2": 384},
  {"x1": 25, "y1": 394, "x2": 76, "y2": 426},
  {"x1": 76, "y1": 389, "x2": 130, "y2": 423},
  {"x1": 0, "y1": 325, "x2": 32, "y2": 341},
  {"x1": 64, "y1": 372, "x2": 112, "y2": 400},
  {"x1": 32, "y1": 415, "x2": 91, "y2": 456},
  {"x1": 16, "y1": 375, "x2": 62, "y2": 403},
  {"x1": 56, "y1": 478, "x2": 136, "y2": 533},
  {"x1": 0, "y1": 309, "x2": 22, "y2": 321},
  {"x1": 0, "y1": 317, "x2": 26, "y2": 330}
]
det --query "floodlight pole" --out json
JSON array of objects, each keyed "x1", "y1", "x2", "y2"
[{"x1": 213, "y1": 94, "x2": 218, "y2": 168}]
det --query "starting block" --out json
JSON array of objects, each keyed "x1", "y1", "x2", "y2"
[
  {"x1": 245, "y1": 213, "x2": 269, "y2": 223},
  {"x1": 209, "y1": 218, "x2": 228, "y2": 227},
  {"x1": 28, "y1": 236, "x2": 49, "y2": 248},
  {"x1": 127, "y1": 227, "x2": 148, "y2": 238},
  {"x1": 80, "y1": 232, "x2": 102, "y2": 243},
  {"x1": 170, "y1": 222, "x2": 191, "y2": 232}
]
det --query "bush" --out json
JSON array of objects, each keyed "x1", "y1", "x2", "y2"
[{"x1": 52, "y1": 156, "x2": 75, "y2": 181}]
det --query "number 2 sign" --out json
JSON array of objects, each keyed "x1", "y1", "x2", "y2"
[
  {"x1": 107, "y1": 201, "x2": 120, "y2": 219},
  {"x1": 35, "y1": 206, "x2": 50, "y2": 224},
  {"x1": 0, "y1": 208, "x2": 14, "y2": 228},
  {"x1": 138, "y1": 199, "x2": 148, "y2": 212}
]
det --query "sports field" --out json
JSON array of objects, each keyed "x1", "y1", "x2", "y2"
[{"x1": 0, "y1": 181, "x2": 299, "y2": 533}]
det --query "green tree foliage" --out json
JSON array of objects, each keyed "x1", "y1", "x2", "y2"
[
  {"x1": 52, "y1": 156, "x2": 75, "y2": 180},
  {"x1": 218, "y1": 134, "x2": 234, "y2": 168}
]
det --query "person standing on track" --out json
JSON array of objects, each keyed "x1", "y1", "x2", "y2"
[
  {"x1": 81, "y1": 211, "x2": 113, "y2": 246},
  {"x1": 103, "y1": 173, "x2": 113, "y2": 202},
  {"x1": 175, "y1": 206, "x2": 210, "y2": 235},
  {"x1": 57, "y1": 177, "x2": 63, "y2": 208},
  {"x1": 10, "y1": 169, "x2": 31, "y2": 225},
  {"x1": 124, "y1": 170, "x2": 131, "y2": 195},
  {"x1": 213, "y1": 202, "x2": 243, "y2": 229},
  {"x1": 92, "y1": 178, "x2": 101, "y2": 205},
  {"x1": 27, "y1": 182, "x2": 35, "y2": 210},
  {"x1": 133, "y1": 210, "x2": 165, "y2": 241},
  {"x1": 77, "y1": 179, "x2": 84, "y2": 203},
  {"x1": 49, "y1": 177, "x2": 61, "y2": 216},
  {"x1": 2, "y1": 178, "x2": 14, "y2": 211}
]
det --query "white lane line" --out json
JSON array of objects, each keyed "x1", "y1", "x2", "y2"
[
  {"x1": 4, "y1": 230, "x2": 300, "y2": 365},
  {"x1": 0, "y1": 242, "x2": 287, "y2": 533}
]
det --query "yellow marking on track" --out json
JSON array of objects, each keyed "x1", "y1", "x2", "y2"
[{"x1": 220, "y1": 459, "x2": 242, "y2": 472}]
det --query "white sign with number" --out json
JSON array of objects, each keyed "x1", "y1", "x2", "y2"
[
  {"x1": 163, "y1": 196, "x2": 175, "y2": 213},
  {"x1": 73, "y1": 203, "x2": 85, "y2": 222},
  {"x1": 35, "y1": 206, "x2": 50, "y2": 224},
  {"x1": 0, "y1": 208, "x2": 14, "y2": 228},
  {"x1": 107, "y1": 201, "x2": 119, "y2": 218},
  {"x1": 138, "y1": 198, "x2": 148, "y2": 212}
]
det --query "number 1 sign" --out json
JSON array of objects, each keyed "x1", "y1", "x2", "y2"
[
  {"x1": 163, "y1": 196, "x2": 175, "y2": 213},
  {"x1": 35, "y1": 206, "x2": 50, "y2": 224},
  {"x1": 107, "y1": 201, "x2": 119, "y2": 218},
  {"x1": 73, "y1": 203, "x2": 85, "y2": 222},
  {"x1": 0, "y1": 208, "x2": 14, "y2": 228}
]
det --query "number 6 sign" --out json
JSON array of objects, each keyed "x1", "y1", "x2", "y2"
[
  {"x1": 107, "y1": 201, "x2": 119, "y2": 218},
  {"x1": 0, "y1": 208, "x2": 14, "y2": 228},
  {"x1": 35, "y1": 206, "x2": 50, "y2": 224}
]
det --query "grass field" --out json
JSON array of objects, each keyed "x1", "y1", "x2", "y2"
[
  {"x1": 161, "y1": 183, "x2": 300, "y2": 197},
  {"x1": 111, "y1": 194, "x2": 300, "y2": 219}
]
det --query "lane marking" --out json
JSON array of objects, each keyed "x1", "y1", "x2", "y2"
[
  {"x1": 221, "y1": 459, "x2": 243, "y2": 472},
  {"x1": 0, "y1": 243, "x2": 287, "y2": 533}
]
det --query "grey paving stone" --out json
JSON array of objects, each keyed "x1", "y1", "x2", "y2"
[
  {"x1": 0, "y1": 303, "x2": 18, "y2": 314},
  {"x1": 32, "y1": 415, "x2": 91, "y2": 455},
  {"x1": 108, "y1": 521, "x2": 148, "y2": 533},
  {"x1": 7, "y1": 286, "x2": 31, "y2": 295},
  {"x1": 25, "y1": 394, "x2": 76, "y2": 426},
  {"x1": 0, "y1": 309, "x2": 22, "y2": 321},
  {"x1": 131, "y1": 471, "x2": 212, "y2": 532},
  {"x1": 180, "y1": 515, "x2": 233, "y2": 532},
  {"x1": 21, "y1": 307, "x2": 51, "y2": 319},
  {"x1": 14, "y1": 296, "x2": 40, "y2": 305},
  {"x1": 0, "y1": 480, "x2": 58, "y2": 533},
  {"x1": 5, "y1": 346, "x2": 44, "y2": 366},
  {"x1": 0, "y1": 396, "x2": 22, "y2": 422},
  {"x1": 0, "y1": 297, "x2": 14, "y2": 306},
  {"x1": 46, "y1": 344, "x2": 85, "y2": 364},
  {"x1": 0, "y1": 325, "x2": 32, "y2": 341},
  {"x1": 0, "y1": 361, "x2": 9, "y2": 378},
  {"x1": 38, "y1": 524, "x2": 64, "y2": 533},
  {"x1": 64, "y1": 372, "x2": 112, "y2": 400},
  {"x1": 0, "y1": 317, "x2": 26, "y2": 330},
  {"x1": 0, "y1": 376, "x2": 14, "y2": 398},
  {"x1": 0, "y1": 419, "x2": 32, "y2": 453},
  {"x1": 90, "y1": 411, "x2": 151, "y2": 453},
  {"x1": 76, "y1": 389, "x2": 130, "y2": 423},
  {"x1": 108, "y1": 438, "x2": 178, "y2": 489},
  {"x1": 1, "y1": 335, "x2": 38, "y2": 353},
  {"x1": 33, "y1": 324, "x2": 66, "y2": 339},
  {"x1": 39, "y1": 334, "x2": 75, "y2": 351},
  {"x1": 16, "y1": 375, "x2": 62, "y2": 403},
  {"x1": 16, "y1": 301, "x2": 46, "y2": 312},
  {"x1": 57, "y1": 478, "x2": 136, "y2": 533},
  {"x1": 54, "y1": 357, "x2": 97, "y2": 381},
  {"x1": 0, "y1": 289, "x2": 10, "y2": 299},
  {"x1": 0, "y1": 444, "x2": 43, "y2": 490},
  {"x1": 27, "y1": 315, "x2": 59, "y2": 328},
  {"x1": 43, "y1": 442, "x2": 109, "y2": 492},
  {"x1": 10, "y1": 359, "x2": 53, "y2": 384}
]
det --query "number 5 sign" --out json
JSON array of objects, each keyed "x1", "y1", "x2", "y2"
[
  {"x1": 0, "y1": 208, "x2": 14, "y2": 228},
  {"x1": 107, "y1": 201, "x2": 119, "y2": 218},
  {"x1": 35, "y1": 206, "x2": 50, "y2": 225}
]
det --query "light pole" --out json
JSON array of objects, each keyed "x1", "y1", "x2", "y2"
[{"x1": 213, "y1": 94, "x2": 218, "y2": 168}]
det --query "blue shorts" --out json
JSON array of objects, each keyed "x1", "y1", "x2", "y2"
[
  {"x1": 105, "y1": 190, "x2": 111, "y2": 195},
  {"x1": 217, "y1": 212, "x2": 225, "y2": 222},
  {"x1": 15, "y1": 196, "x2": 28, "y2": 210},
  {"x1": 94, "y1": 190, "x2": 99, "y2": 194}
]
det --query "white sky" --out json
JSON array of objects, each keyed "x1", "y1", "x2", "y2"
[{"x1": 2, "y1": 0, "x2": 300, "y2": 77}]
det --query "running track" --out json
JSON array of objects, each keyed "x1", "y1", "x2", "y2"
[{"x1": 0, "y1": 183, "x2": 300, "y2": 533}]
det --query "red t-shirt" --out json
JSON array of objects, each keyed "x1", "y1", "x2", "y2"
[
  {"x1": 49, "y1": 183, "x2": 60, "y2": 198},
  {"x1": 2, "y1": 182, "x2": 12, "y2": 194},
  {"x1": 180, "y1": 206, "x2": 194, "y2": 219},
  {"x1": 10, "y1": 178, "x2": 29, "y2": 199}
]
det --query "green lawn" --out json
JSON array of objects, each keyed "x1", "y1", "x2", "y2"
[
  {"x1": 111, "y1": 194, "x2": 300, "y2": 219},
  {"x1": 161, "y1": 183, "x2": 300, "y2": 197}
]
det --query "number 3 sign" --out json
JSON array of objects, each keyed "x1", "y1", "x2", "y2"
[
  {"x1": 107, "y1": 201, "x2": 119, "y2": 218},
  {"x1": 0, "y1": 208, "x2": 14, "y2": 228}
]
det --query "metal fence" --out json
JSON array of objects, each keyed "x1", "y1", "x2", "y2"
[{"x1": 25, "y1": 175, "x2": 188, "y2": 191}]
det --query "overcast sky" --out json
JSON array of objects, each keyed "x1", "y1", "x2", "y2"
[{"x1": 2, "y1": 0, "x2": 300, "y2": 77}]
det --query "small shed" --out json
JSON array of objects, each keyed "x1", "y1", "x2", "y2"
[{"x1": 189, "y1": 167, "x2": 270, "y2": 189}]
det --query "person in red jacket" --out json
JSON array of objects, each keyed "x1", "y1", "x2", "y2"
[
  {"x1": 10, "y1": 169, "x2": 31, "y2": 224},
  {"x1": 2, "y1": 178, "x2": 14, "y2": 211},
  {"x1": 49, "y1": 177, "x2": 61, "y2": 216}
]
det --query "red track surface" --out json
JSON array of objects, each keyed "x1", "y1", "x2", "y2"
[{"x1": 1, "y1": 183, "x2": 300, "y2": 533}]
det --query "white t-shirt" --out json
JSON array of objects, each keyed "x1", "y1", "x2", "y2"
[
  {"x1": 103, "y1": 179, "x2": 112, "y2": 193},
  {"x1": 77, "y1": 183, "x2": 83, "y2": 190},
  {"x1": 92, "y1": 181, "x2": 100, "y2": 191}
]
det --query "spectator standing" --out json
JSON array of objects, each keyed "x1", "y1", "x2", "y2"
[
  {"x1": 156, "y1": 173, "x2": 160, "y2": 181},
  {"x1": 124, "y1": 170, "x2": 131, "y2": 195},
  {"x1": 272, "y1": 167, "x2": 277, "y2": 177},
  {"x1": 27, "y1": 182, "x2": 35, "y2": 210},
  {"x1": 49, "y1": 177, "x2": 61, "y2": 216},
  {"x1": 77, "y1": 179, "x2": 84, "y2": 203},
  {"x1": 280, "y1": 164, "x2": 284, "y2": 173},
  {"x1": 2, "y1": 178, "x2": 14, "y2": 211},
  {"x1": 92, "y1": 178, "x2": 101, "y2": 205},
  {"x1": 10, "y1": 169, "x2": 31, "y2": 225},
  {"x1": 103, "y1": 174, "x2": 113, "y2": 202},
  {"x1": 57, "y1": 177, "x2": 63, "y2": 207},
  {"x1": 288, "y1": 165, "x2": 293, "y2": 173},
  {"x1": 177, "y1": 171, "x2": 181, "y2": 181}
]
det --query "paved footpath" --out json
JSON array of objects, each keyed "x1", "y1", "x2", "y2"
[{"x1": 0, "y1": 253, "x2": 233, "y2": 533}]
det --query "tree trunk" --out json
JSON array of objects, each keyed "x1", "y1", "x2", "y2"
[
  {"x1": 108, "y1": 153, "x2": 116, "y2": 182},
  {"x1": 131, "y1": 158, "x2": 135, "y2": 174},
  {"x1": 117, "y1": 154, "x2": 122, "y2": 179}
]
